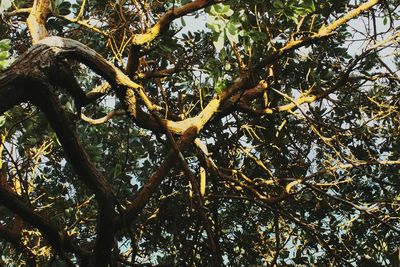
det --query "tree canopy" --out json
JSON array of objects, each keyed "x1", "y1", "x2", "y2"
[{"x1": 0, "y1": 0, "x2": 399, "y2": 266}]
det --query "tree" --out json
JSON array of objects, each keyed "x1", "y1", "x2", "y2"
[{"x1": 0, "y1": 0, "x2": 399, "y2": 265}]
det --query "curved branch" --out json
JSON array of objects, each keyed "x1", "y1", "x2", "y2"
[
  {"x1": 4, "y1": 7, "x2": 31, "y2": 18},
  {"x1": 131, "y1": 0, "x2": 222, "y2": 45},
  {"x1": 31, "y1": 37, "x2": 223, "y2": 134},
  {"x1": 1, "y1": 63, "x2": 116, "y2": 265},
  {"x1": 81, "y1": 110, "x2": 124, "y2": 125},
  {"x1": 0, "y1": 36, "x2": 311, "y2": 137}
]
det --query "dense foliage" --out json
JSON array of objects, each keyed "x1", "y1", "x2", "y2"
[{"x1": 0, "y1": 0, "x2": 399, "y2": 266}]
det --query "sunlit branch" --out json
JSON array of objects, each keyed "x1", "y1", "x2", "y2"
[
  {"x1": 318, "y1": 0, "x2": 382, "y2": 35},
  {"x1": 136, "y1": 68, "x2": 178, "y2": 79},
  {"x1": 131, "y1": 0, "x2": 223, "y2": 45},
  {"x1": 26, "y1": 0, "x2": 51, "y2": 43},
  {"x1": 56, "y1": 15, "x2": 108, "y2": 37},
  {"x1": 81, "y1": 110, "x2": 124, "y2": 125},
  {"x1": 3, "y1": 7, "x2": 31, "y2": 18}
]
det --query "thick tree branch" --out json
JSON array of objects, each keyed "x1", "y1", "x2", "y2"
[
  {"x1": 26, "y1": 0, "x2": 52, "y2": 43},
  {"x1": 30, "y1": 37, "x2": 223, "y2": 135},
  {"x1": 0, "y1": 55, "x2": 116, "y2": 265},
  {"x1": 0, "y1": 34, "x2": 338, "y2": 137},
  {"x1": 0, "y1": 73, "x2": 28, "y2": 114}
]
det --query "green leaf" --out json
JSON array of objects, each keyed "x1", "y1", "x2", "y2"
[
  {"x1": 160, "y1": 44, "x2": 173, "y2": 53},
  {"x1": 224, "y1": 63, "x2": 231, "y2": 71},
  {"x1": 293, "y1": 7, "x2": 307, "y2": 16},
  {"x1": 302, "y1": 0, "x2": 316, "y2": 13},
  {"x1": 58, "y1": 1, "x2": 71, "y2": 15},
  {"x1": 225, "y1": 20, "x2": 241, "y2": 43},
  {"x1": 208, "y1": 5, "x2": 218, "y2": 16},
  {"x1": 224, "y1": 9, "x2": 234, "y2": 17},
  {"x1": 206, "y1": 16, "x2": 225, "y2": 33},
  {"x1": 0, "y1": 39, "x2": 10, "y2": 70},
  {"x1": 54, "y1": 0, "x2": 63, "y2": 7},
  {"x1": 225, "y1": 30, "x2": 238, "y2": 44},
  {"x1": 0, "y1": 115, "x2": 5, "y2": 127},
  {"x1": 213, "y1": 3, "x2": 225, "y2": 14},
  {"x1": 113, "y1": 163, "x2": 122, "y2": 178},
  {"x1": 248, "y1": 31, "x2": 267, "y2": 42},
  {"x1": 0, "y1": 61, "x2": 8, "y2": 70},
  {"x1": 209, "y1": 3, "x2": 233, "y2": 17},
  {"x1": 383, "y1": 16, "x2": 387, "y2": 25},
  {"x1": 0, "y1": 39, "x2": 11, "y2": 51},
  {"x1": 0, "y1": 0, "x2": 12, "y2": 13},
  {"x1": 272, "y1": 0, "x2": 284, "y2": 9},
  {"x1": 0, "y1": 51, "x2": 8, "y2": 60},
  {"x1": 65, "y1": 101, "x2": 73, "y2": 112},
  {"x1": 213, "y1": 32, "x2": 225, "y2": 52}
]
